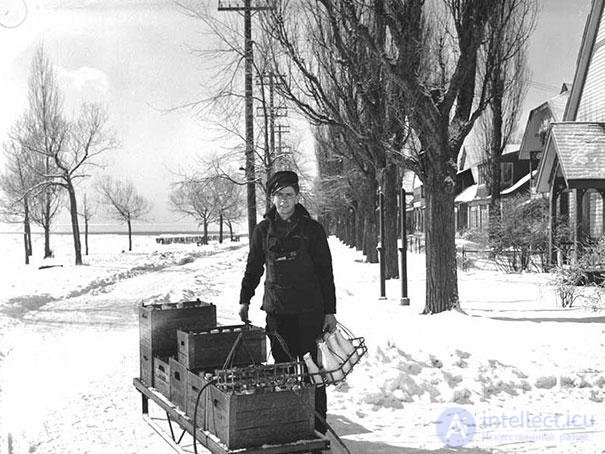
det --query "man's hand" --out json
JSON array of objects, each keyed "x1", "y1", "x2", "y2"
[
  {"x1": 239, "y1": 303, "x2": 250, "y2": 323},
  {"x1": 323, "y1": 314, "x2": 337, "y2": 333}
]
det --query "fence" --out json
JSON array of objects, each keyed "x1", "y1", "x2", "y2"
[
  {"x1": 458, "y1": 246, "x2": 547, "y2": 272},
  {"x1": 405, "y1": 235, "x2": 546, "y2": 272},
  {"x1": 156, "y1": 234, "x2": 240, "y2": 245}
]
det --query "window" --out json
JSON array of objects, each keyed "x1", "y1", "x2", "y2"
[
  {"x1": 478, "y1": 164, "x2": 489, "y2": 185},
  {"x1": 500, "y1": 162, "x2": 514, "y2": 188},
  {"x1": 480, "y1": 205, "x2": 489, "y2": 229},
  {"x1": 583, "y1": 189, "x2": 603, "y2": 239}
]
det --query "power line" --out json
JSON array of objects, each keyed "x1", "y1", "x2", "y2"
[{"x1": 527, "y1": 80, "x2": 563, "y2": 92}]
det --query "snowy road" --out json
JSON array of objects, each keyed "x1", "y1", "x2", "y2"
[
  {"x1": 1, "y1": 234, "x2": 604, "y2": 453},
  {"x1": 0, "y1": 242, "x2": 248, "y2": 454}
]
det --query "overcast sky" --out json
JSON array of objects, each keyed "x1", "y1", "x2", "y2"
[{"x1": 0, "y1": 0, "x2": 595, "y2": 232}]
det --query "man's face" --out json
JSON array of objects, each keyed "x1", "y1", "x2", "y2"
[{"x1": 272, "y1": 186, "x2": 299, "y2": 219}]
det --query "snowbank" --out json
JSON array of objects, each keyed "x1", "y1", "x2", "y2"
[{"x1": 0, "y1": 233, "x2": 604, "y2": 453}]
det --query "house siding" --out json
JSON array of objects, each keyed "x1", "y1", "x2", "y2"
[
  {"x1": 598, "y1": 5, "x2": 605, "y2": 42},
  {"x1": 576, "y1": 10, "x2": 605, "y2": 121}
]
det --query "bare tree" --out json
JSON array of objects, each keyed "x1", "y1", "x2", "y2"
[
  {"x1": 18, "y1": 46, "x2": 66, "y2": 259},
  {"x1": 78, "y1": 192, "x2": 96, "y2": 256},
  {"x1": 97, "y1": 176, "x2": 151, "y2": 251},
  {"x1": 303, "y1": 0, "x2": 535, "y2": 313},
  {"x1": 17, "y1": 47, "x2": 116, "y2": 265},
  {"x1": 169, "y1": 178, "x2": 216, "y2": 244},
  {"x1": 484, "y1": 0, "x2": 536, "y2": 239},
  {"x1": 177, "y1": 2, "x2": 311, "y2": 229},
  {"x1": 0, "y1": 136, "x2": 35, "y2": 263},
  {"x1": 259, "y1": 1, "x2": 412, "y2": 275},
  {"x1": 209, "y1": 174, "x2": 245, "y2": 243}
]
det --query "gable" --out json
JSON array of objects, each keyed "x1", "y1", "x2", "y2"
[
  {"x1": 576, "y1": 23, "x2": 605, "y2": 121},
  {"x1": 519, "y1": 90, "x2": 569, "y2": 160},
  {"x1": 565, "y1": 0, "x2": 605, "y2": 121},
  {"x1": 536, "y1": 122, "x2": 605, "y2": 192}
]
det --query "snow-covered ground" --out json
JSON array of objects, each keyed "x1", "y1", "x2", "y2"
[{"x1": 0, "y1": 232, "x2": 604, "y2": 454}]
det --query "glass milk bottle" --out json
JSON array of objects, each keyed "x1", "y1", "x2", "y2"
[
  {"x1": 303, "y1": 353, "x2": 324, "y2": 386},
  {"x1": 326, "y1": 332, "x2": 351, "y2": 373},
  {"x1": 317, "y1": 341, "x2": 344, "y2": 383},
  {"x1": 334, "y1": 330, "x2": 359, "y2": 365}
]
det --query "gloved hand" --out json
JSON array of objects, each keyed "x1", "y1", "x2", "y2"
[
  {"x1": 239, "y1": 303, "x2": 250, "y2": 324},
  {"x1": 323, "y1": 314, "x2": 337, "y2": 333}
]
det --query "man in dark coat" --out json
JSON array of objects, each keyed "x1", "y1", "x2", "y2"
[{"x1": 239, "y1": 170, "x2": 337, "y2": 435}]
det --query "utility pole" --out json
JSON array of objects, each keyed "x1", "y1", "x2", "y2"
[
  {"x1": 378, "y1": 184, "x2": 386, "y2": 300},
  {"x1": 400, "y1": 186, "x2": 410, "y2": 305},
  {"x1": 275, "y1": 123, "x2": 290, "y2": 168},
  {"x1": 257, "y1": 72, "x2": 287, "y2": 209},
  {"x1": 218, "y1": 0, "x2": 271, "y2": 240}
]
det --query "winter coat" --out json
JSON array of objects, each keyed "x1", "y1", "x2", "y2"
[{"x1": 239, "y1": 204, "x2": 336, "y2": 315}]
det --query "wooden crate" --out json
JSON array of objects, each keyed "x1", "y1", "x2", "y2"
[
  {"x1": 186, "y1": 370, "x2": 212, "y2": 421},
  {"x1": 139, "y1": 300, "x2": 216, "y2": 386},
  {"x1": 169, "y1": 356, "x2": 189, "y2": 411},
  {"x1": 140, "y1": 342, "x2": 153, "y2": 385},
  {"x1": 185, "y1": 370, "x2": 315, "y2": 449},
  {"x1": 153, "y1": 356, "x2": 170, "y2": 397},
  {"x1": 177, "y1": 324, "x2": 266, "y2": 370}
]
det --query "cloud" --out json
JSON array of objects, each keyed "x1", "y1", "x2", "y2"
[
  {"x1": 43, "y1": 0, "x2": 170, "y2": 9},
  {"x1": 57, "y1": 65, "x2": 109, "y2": 98}
]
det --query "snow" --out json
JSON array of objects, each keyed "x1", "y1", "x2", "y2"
[{"x1": 1, "y1": 232, "x2": 604, "y2": 453}]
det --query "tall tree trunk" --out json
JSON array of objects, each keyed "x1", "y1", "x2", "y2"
[
  {"x1": 363, "y1": 212, "x2": 378, "y2": 263},
  {"x1": 355, "y1": 206, "x2": 363, "y2": 251},
  {"x1": 361, "y1": 176, "x2": 378, "y2": 262},
  {"x1": 336, "y1": 214, "x2": 343, "y2": 242},
  {"x1": 127, "y1": 218, "x2": 133, "y2": 252},
  {"x1": 24, "y1": 198, "x2": 32, "y2": 257},
  {"x1": 44, "y1": 192, "x2": 52, "y2": 258},
  {"x1": 489, "y1": 77, "x2": 504, "y2": 244},
  {"x1": 424, "y1": 173, "x2": 459, "y2": 314},
  {"x1": 67, "y1": 183, "x2": 83, "y2": 265},
  {"x1": 23, "y1": 230, "x2": 29, "y2": 265},
  {"x1": 348, "y1": 208, "x2": 356, "y2": 247},
  {"x1": 219, "y1": 211, "x2": 224, "y2": 244},
  {"x1": 203, "y1": 220, "x2": 208, "y2": 244},
  {"x1": 384, "y1": 163, "x2": 399, "y2": 279},
  {"x1": 228, "y1": 221, "x2": 234, "y2": 241},
  {"x1": 85, "y1": 217, "x2": 89, "y2": 255}
]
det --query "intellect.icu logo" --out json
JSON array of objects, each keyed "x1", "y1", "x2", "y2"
[{"x1": 436, "y1": 407, "x2": 476, "y2": 447}]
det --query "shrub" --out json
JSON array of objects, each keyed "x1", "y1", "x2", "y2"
[
  {"x1": 461, "y1": 228, "x2": 489, "y2": 248},
  {"x1": 551, "y1": 266, "x2": 585, "y2": 308},
  {"x1": 489, "y1": 196, "x2": 549, "y2": 272}
]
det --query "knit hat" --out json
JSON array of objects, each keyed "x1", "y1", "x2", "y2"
[{"x1": 266, "y1": 170, "x2": 299, "y2": 195}]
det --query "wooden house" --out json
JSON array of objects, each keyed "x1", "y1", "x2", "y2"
[
  {"x1": 454, "y1": 139, "x2": 529, "y2": 232},
  {"x1": 534, "y1": 0, "x2": 605, "y2": 263},
  {"x1": 518, "y1": 84, "x2": 570, "y2": 193}
]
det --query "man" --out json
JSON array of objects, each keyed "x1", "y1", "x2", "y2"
[{"x1": 239, "y1": 170, "x2": 337, "y2": 436}]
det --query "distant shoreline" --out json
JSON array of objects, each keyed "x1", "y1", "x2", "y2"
[{"x1": 0, "y1": 230, "x2": 247, "y2": 237}]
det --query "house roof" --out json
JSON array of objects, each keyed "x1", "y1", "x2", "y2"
[
  {"x1": 502, "y1": 143, "x2": 520, "y2": 156},
  {"x1": 535, "y1": 122, "x2": 605, "y2": 192},
  {"x1": 518, "y1": 88, "x2": 570, "y2": 160},
  {"x1": 455, "y1": 184, "x2": 478, "y2": 203},
  {"x1": 500, "y1": 171, "x2": 536, "y2": 196},
  {"x1": 564, "y1": 0, "x2": 605, "y2": 121},
  {"x1": 401, "y1": 170, "x2": 416, "y2": 193}
]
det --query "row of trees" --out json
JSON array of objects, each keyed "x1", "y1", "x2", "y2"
[
  {"x1": 169, "y1": 166, "x2": 245, "y2": 244},
  {"x1": 193, "y1": 0, "x2": 537, "y2": 314},
  {"x1": 0, "y1": 47, "x2": 153, "y2": 264}
]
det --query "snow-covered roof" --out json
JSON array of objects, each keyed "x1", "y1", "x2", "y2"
[
  {"x1": 500, "y1": 171, "x2": 536, "y2": 196},
  {"x1": 518, "y1": 88, "x2": 570, "y2": 160},
  {"x1": 536, "y1": 122, "x2": 605, "y2": 192},
  {"x1": 455, "y1": 184, "x2": 478, "y2": 203}
]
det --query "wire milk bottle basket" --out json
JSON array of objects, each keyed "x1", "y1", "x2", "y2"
[{"x1": 306, "y1": 323, "x2": 367, "y2": 386}]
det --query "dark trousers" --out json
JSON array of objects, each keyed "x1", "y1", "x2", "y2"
[{"x1": 265, "y1": 312, "x2": 327, "y2": 434}]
